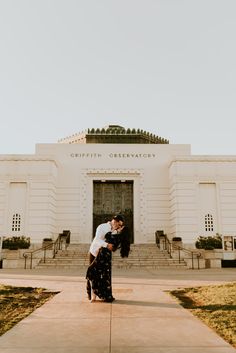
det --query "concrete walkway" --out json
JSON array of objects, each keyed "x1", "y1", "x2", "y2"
[{"x1": 0, "y1": 268, "x2": 236, "y2": 353}]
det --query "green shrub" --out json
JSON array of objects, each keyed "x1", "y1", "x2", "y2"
[
  {"x1": 195, "y1": 234, "x2": 222, "y2": 250},
  {"x1": 2, "y1": 236, "x2": 30, "y2": 250}
]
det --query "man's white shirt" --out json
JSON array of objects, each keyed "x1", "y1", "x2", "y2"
[{"x1": 89, "y1": 222, "x2": 112, "y2": 257}]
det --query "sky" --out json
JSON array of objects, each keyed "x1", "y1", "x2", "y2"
[{"x1": 0, "y1": 0, "x2": 236, "y2": 156}]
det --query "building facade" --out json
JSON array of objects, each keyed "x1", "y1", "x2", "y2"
[{"x1": 1, "y1": 126, "x2": 236, "y2": 253}]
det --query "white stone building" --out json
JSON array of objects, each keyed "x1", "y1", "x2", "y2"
[{"x1": 0, "y1": 125, "x2": 236, "y2": 255}]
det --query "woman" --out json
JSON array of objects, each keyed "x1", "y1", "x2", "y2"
[{"x1": 86, "y1": 226, "x2": 130, "y2": 302}]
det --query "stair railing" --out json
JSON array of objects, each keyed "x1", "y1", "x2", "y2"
[
  {"x1": 155, "y1": 230, "x2": 172, "y2": 257},
  {"x1": 163, "y1": 235, "x2": 172, "y2": 258},
  {"x1": 155, "y1": 231, "x2": 201, "y2": 269},
  {"x1": 23, "y1": 233, "x2": 66, "y2": 269},
  {"x1": 172, "y1": 244, "x2": 202, "y2": 269}
]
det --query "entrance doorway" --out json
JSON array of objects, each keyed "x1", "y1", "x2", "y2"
[{"x1": 93, "y1": 180, "x2": 134, "y2": 243}]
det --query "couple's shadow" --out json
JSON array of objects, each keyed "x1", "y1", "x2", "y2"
[{"x1": 113, "y1": 299, "x2": 178, "y2": 308}]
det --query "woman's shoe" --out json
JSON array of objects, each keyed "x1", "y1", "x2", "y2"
[
  {"x1": 90, "y1": 292, "x2": 97, "y2": 302},
  {"x1": 104, "y1": 296, "x2": 115, "y2": 303}
]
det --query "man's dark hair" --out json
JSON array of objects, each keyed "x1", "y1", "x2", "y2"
[{"x1": 112, "y1": 214, "x2": 125, "y2": 223}]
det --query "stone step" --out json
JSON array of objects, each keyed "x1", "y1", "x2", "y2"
[
  {"x1": 36, "y1": 243, "x2": 187, "y2": 269},
  {"x1": 37, "y1": 260, "x2": 187, "y2": 269},
  {"x1": 38, "y1": 258, "x2": 183, "y2": 265}
]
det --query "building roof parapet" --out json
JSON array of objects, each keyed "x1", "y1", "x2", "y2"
[
  {"x1": 0, "y1": 155, "x2": 57, "y2": 163},
  {"x1": 58, "y1": 125, "x2": 169, "y2": 144}
]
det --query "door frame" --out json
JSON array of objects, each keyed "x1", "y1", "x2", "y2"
[
  {"x1": 79, "y1": 169, "x2": 144, "y2": 244},
  {"x1": 78, "y1": 168, "x2": 144, "y2": 244},
  {"x1": 92, "y1": 180, "x2": 134, "y2": 242}
]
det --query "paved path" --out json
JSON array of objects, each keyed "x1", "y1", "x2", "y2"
[{"x1": 0, "y1": 268, "x2": 236, "y2": 353}]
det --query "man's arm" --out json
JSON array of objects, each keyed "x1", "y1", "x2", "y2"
[{"x1": 94, "y1": 223, "x2": 111, "y2": 248}]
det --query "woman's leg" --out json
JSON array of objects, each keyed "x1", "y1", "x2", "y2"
[
  {"x1": 87, "y1": 249, "x2": 115, "y2": 302},
  {"x1": 86, "y1": 253, "x2": 96, "y2": 300},
  {"x1": 103, "y1": 251, "x2": 115, "y2": 302}
]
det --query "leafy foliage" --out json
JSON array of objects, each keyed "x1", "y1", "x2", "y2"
[
  {"x1": 2, "y1": 236, "x2": 30, "y2": 250},
  {"x1": 195, "y1": 234, "x2": 222, "y2": 250}
]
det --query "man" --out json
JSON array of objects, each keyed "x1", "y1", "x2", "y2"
[
  {"x1": 87, "y1": 214, "x2": 124, "y2": 301},
  {"x1": 89, "y1": 214, "x2": 124, "y2": 264}
]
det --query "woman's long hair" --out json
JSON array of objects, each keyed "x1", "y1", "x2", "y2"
[{"x1": 119, "y1": 226, "x2": 130, "y2": 258}]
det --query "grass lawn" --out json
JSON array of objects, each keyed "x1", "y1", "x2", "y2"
[
  {"x1": 170, "y1": 282, "x2": 236, "y2": 348},
  {"x1": 0, "y1": 284, "x2": 58, "y2": 335}
]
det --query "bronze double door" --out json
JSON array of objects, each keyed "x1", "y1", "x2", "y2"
[{"x1": 93, "y1": 180, "x2": 134, "y2": 243}]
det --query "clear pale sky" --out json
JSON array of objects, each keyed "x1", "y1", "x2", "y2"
[{"x1": 0, "y1": 0, "x2": 235, "y2": 155}]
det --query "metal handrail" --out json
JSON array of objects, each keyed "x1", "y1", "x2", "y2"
[
  {"x1": 172, "y1": 243, "x2": 202, "y2": 269},
  {"x1": 155, "y1": 231, "x2": 201, "y2": 269},
  {"x1": 23, "y1": 233, "x2": 67, "y2": 269},
  {"x1": 155, "y1": 230, "x2": 172, "y2": 257},
  {"x1": 163, "y1": 235, "x2": 172, "y2": 258}
]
